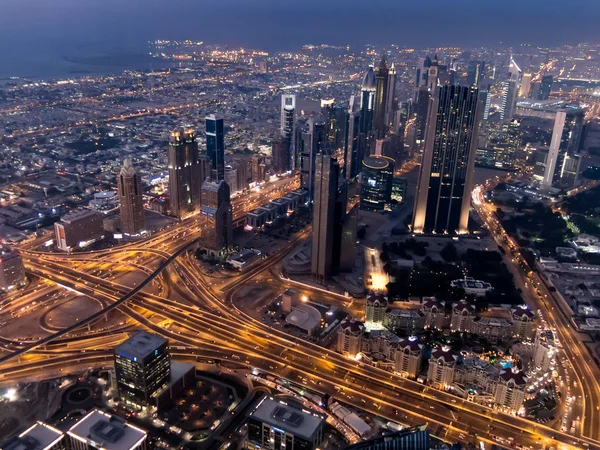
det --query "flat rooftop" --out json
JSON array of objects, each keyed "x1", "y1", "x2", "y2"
[
  {"x1": 1, "y1": 422, "x2": 63, "y2": 450},
  {"x1": 68, "y1": 409, "x2": 147, "y2": 450},
  {"x1": 249, "y1": 396, "x2": 324, "y2": 441},
  {"x1": 114, "y1": 330, "x2": 167, "y2": 361}
]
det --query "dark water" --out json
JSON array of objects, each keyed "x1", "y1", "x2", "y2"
[{"x1": 1, "y1": 0, "x2": 598, "y2": 80}]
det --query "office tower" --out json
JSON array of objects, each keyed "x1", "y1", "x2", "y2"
[
  {"x1": 413, "y1": 85, "x2": 481, "y2": 235},
  {"x1": 0, "y1": 246, "x2": 26, "y2": 291},
  {"x1": 54, "y1": 210, "x2": 104, "y2": 251},
  {"x1": 311, "y1": 153, "x2": 339, "y2": 282},
  {"x1": 467, "y1": 60, "x2": 485, "y2": 87},
  {"x1": 271, "y1": 137, "x2": 288, "y2": 174},
  {"x1": 373, "y1": 56, "x2": 389, "y2": 138},
  {"x1": 339, "y1": 204, "x2": 358, "y2": 272},
  {"x1": 384, "y1": 63, "x2": 397, "y2": 130},
  {"x1": 538, "y1": 75, "x2": 553, "y2": 100},
  {"x1": 167, "y1": 128, "x2": 200, "y2": 219},
  {"x1": 301, "y1": 117, "x2": 328, "y2": 201},
  {"x1": 67, "y1": 408, "x2": 148, "y2": 450},
  {"x1": 234, "y1": 159, "x2": 249, "y2": 192},
  {"x1": 206, "y1": 114, "x2": 225, "y2": 181},
  {"x1": 1, "y1": 422, "x2": 65, "y2": 450},
  {"x1": 224, "y1": 166, "x2": 238, "y2": 194},
  {"x1": 520, "y1": 73, "x2": 533, "y2": 98},
  {"x1": 360, "y1": 155, "x2": 394, "y2": 211},
  {"x1": 326, "y1": 103, "x2": 348, "y2": 157},
  {"x1": 500, "y1": 57, "x2": 521, "y2": 124},
  {"x1": 199, "y1": 154, "x2": 212, "y2": 183},
  {"x1": 117, "y1": 158, "x2": 144, "y2": 235},
  {"x1": 479, "y1": 83, "x2": 492, "y2": 120},
  {"x1": 414, "y1": 87, "x2": 431, "y2": 150},
  {"x1": 280, "y1": 94, "x2": 296, "y2": 170},
  {"x1": 414, "y1": 55, "x2": 432, "y2": 100},
  {"x1": 345, "y1": 95, "x2": 362, "y2": 179},
  {"x1": 542, "y1": 107, "x2": 585, "y2": 188},
  {"x1": 246, "y1": 395, "x2": 325, "y2": 450},
  {"x1": 331, "y1": 180, "x2": 348, "y2": 276},
  {"x1": 200, "y1": 179, "x2": 232, "y2": 254},
  {"x1": 114, "y1": 330, "x2": 171, "y2": 410},
  {"x1": 344, "y1": 426, "x2": 430, "y2": 450},
  {"x1": 252, "y1": 154, "x2": 266, "y2": 182},
  {"x1": 360, "y1": 67, "x2": 376, "y2": 140}
]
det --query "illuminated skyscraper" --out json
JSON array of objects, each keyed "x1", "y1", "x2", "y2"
[
  {"x1": 206, "y1": 114, "x2": 225, "y2": 181},
  {"x1": 373, "y1": 56, "x2": 389, "y2": 138},
  {"x1": 413, "y1": 85, "x2": 482, "y2": 235},
  {"x1": 200, "y1": 179, "x2": 233, "y2": 254},
  {"x1": 467, "y1": 60, "x2": 485, "y2": 87},
  {"x1": 345, "y1": 95, "x2": 362, "y2": 179},
  {"x1": 114, "y1": 330, "x2": 171, "y2": 410},
  {"x1": 538, "y1": 75, "x2": 553, "y2": 101},
  {"x1": 519, "y1": 73, "x2": 532, "y2": 98},
  {"x1": 311, "y1": 153, "x2": 340, "y2": 282},
  {"x1": 167, "y1": 128, "x2": 200, "y2": 219},
  {"x1": 499, "y1": 57, "x2": 521, "y2": 124},
  {"x1": 117, "y1": 158, "x2": 144, "y2": 235},
  {"x1": 384, "y1": 63, "x2": 397, "y2": 130},
  {"x1": 300, "y1": 117, "x2": 328, "y2": 201},
  {"x1": 360, "y1": 66, "x2": 376, "y2": 152},
  {"x1": 280, "y1": 94, "x2": 296, "y2": 170}
]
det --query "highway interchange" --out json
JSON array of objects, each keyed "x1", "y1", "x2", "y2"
[{"x1": 0, "y1": 181, "x2": 599, "y2": 450}]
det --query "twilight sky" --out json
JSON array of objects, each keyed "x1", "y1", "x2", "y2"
[{"x1": 0, "y1": 0, "x2": 599, "y2": 77}]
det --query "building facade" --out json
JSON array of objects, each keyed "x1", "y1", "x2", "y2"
[
  {"x1": 200, "y1": 180, "x2": 233, "y2": 254},
  {"x1": 117, "y1": 158, "x2": 144, "y2": 235},
  {"x1": 54, "y1": 209, "x2": 104, "y2": 251},
  {"x1": 206, "y1": 114, "x2": 225, "y2": 181},
  {"x1": 167, "y1": 128, "x2": 200, "y2": 219}
]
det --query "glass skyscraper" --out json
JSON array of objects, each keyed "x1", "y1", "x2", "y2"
[
  {"x1": 412, "y1": 85, "x2": 481, "y2": 235},
  {"x1": 206, "y1": 114, "x2": 225, "y2": 181}
]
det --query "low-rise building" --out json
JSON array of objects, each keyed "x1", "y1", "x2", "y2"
[
  {"x1": 365, "y1": 294, "x2": 387, "y2": 324},
  {"x1": 0, "y1": 422, "x2": 65, "y2": 450},
  {"x1": 511, "y1": 305, "x2": 536, "y2": 340},
  {"x1": 471, "y1": 317, "x2": 514, "y2": 344},
  {"x1": 0, "y1": 246, "x2": 26, "y2": 291},
  {"x1": 54, "y1": 209, "x2": 104, "y2": 251},
  {"x1": 450, "y1": 277, "x2": 492, "y2": 297}
]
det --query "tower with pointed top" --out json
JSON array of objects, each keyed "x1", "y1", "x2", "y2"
[
  {"x1": 117, "y1": 158, "x2": 144, "y2": 234},
  {"x1": 385, "y1": 63, "x2": 397, "y2": 131},
  {"x1": 500, "y1": 56, "x2": 522, "y2": 124},
  {"x1": 373, "y1": 55, "x2": 389, "y2": 139}
]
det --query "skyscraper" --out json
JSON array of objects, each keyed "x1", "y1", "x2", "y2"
[
  {"x1": 500, "y1": 57, "x2": 521, "y2": 124},
  {"x1": 272, "y1": 137, "x2": 289, "y2": 174},
  {"x1": 542, "y1": 106, "x2": 585, "y2": 188},
  {"x1": 117, "y1": 158, "x2": 144, "y2": 235},
  {"x1": 360, "y1": 155, "x2": 394, "y2": 211},
  {"x1": 280, "y1": 94, "x2": 296, "y2": 171},
  {"x1": 206, "y1": 114, "x2": 225, "y2": 181},
  {"x1": 519, "y1": 73, "x2": 533, "y2": 98},
  {"x1": 0, "y1": 246, "x2": 26, "y2": 291},
  {"x1": 466, "y1": 60, "x2": 485, "y2": 87},
  {"x1": 373, "y1": 56, "x2": 389, "y2": 138},
  {"x1": 114, "y1": 330, "x2": 171, "y2": 410},
  {"x1": 345, "y1": 95, "x2": 362, "y2": 179},
  {"x1": 384, "y1": 63, "x2": 397, "y2": 131},
  {"x1": 300, "y1": 117, "x2": 328, "y2": 201},
  {"x1": 200, "y1": 179, "x2": 233, "y2": 254},
  {"x1": 168, "y1": 128, "x2": 200, "y2": 219},
  {"x1": 538, "y1": 75, "x2": 553, "y2": 100},
  {"x1": 413, "y1": 85, "x2": 482, "y2": 235},
  {"x1": 311, "y1": 153, "x2": 339, "y2": 282},
  {"x1": 360, "y1": 66, "x2": 376, "y2": 155}
]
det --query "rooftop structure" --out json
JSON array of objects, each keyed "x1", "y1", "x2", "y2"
[{"x1": 67, "y1": 409, "x2": 147, "y2": 450}]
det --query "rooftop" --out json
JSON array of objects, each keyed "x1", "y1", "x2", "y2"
[
  {"x1": 249, "y1": 396, "x2": 325, "y2": 441},
  {"x1": 67, "y1": 409, "x2": 147, "y2": 450},
  {"x1": 0, "y1": 422, "x2": 63, "y2": 450},
  {"x1": 286, "y1": 304, "x2": 321, "y2": 332},
  {"x1": 114, "y1": 330, "x2": 168, "y2": 361}
]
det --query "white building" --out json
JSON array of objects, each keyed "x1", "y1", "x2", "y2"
[
  {"x1": 391, "y1": 337, "x2": 423, "y2": 379},
  {"x1": 450, "y1": 300, "x2": 476, "y2": 332},
  {"x1": 365, "y1": 294, "x2": 387, "y2": 324},
  {"x1": 337, "y1": 319, "x2": 364, "y2": 357},
  {"x1": 384, "y1": 309, "x2": 425, "y2": 334},
  {"x1": 494, "y1": 369, "x2": 528, "y2": 413},
  {"x1": 511, "y1": 305, "x2": 536, "y2": 340},
  {"x1": 450, "y1": 277, "x2": 492, "y2": 297},
  {"x1": 421, "y1": 297, "x2": 445, "y2": 330},
  {"x1": 427, "y1": 346, "x2": 458, "y2": 389}
]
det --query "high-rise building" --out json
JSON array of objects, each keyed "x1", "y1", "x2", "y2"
[
  {"x1": 467, "y1": 60, "x2": 485, "y2": 87},
  {"x1": 373, "y1": 56, "x2": 390, "y2": 138},
  {"x1": 198, "y1": 154, "x2": 212, "y2": 183},
  {"x1": 200, "y1": 179, "x2": 233, "y2": 254},
  {"x1": 538, "y1": 75, "x2": 553, "y2": 100},
  {"x1": 300, "y1": 117, "x2": 328, "y2": 201},
  {"x1": 272, "y1": 137, "x2": 288, "y2": 174},
  {"x1": 412, "y1": 85, "x2": 481, "y2": 234},
  {"x1": 345, "y1": 95, "x2": 362, "y2": 179},
  {"x1": 339, "y1": 204, "x2": 358, "y2": 273},
  {"x1": 1, "y1": 422, "x2": 65, "y2": 450},
  {"x1": 499, "y1": 57, "x2": 521, "y2": 124},
  {"x1": 117, "y1": 158, "x2": 144, "y2": 235},
  {"x1": 67, "y1": 408, "x2": 148, "y2": 450},
  {"x1": 384, "y1": 63, "x2": 397, "y2": 131},
  {"x1": 280, "y1": 94, "x2": 296, "y2": 171},
  {"x1": 360, "y1": 67, "x2": 376, "y2": 152},
  {"x1": 519, "y1": 73, "x2": 533, "y2": 98},
  {"x1": 114, "y1": 330, "x2": 171, "y2": 410},
  {"x1": 414, "y1": 55, "x2": 432, "y2": 100},
  {"x1": 224, "y1": 166, "x2": 238, "y2": 194},
  {"x1": 344, "y1": 426, "x2": 429, "y2": 450},
  {"x1": 54, "y1": 210, "x2": 104, "y2": 251},
  {"x1": 0, "y1": 246, "x2": 26, "y2": 291},
  {"x1": 542, "y1": 106, "x2": 585, "y2": 188},
  {"x1": 246, "y1": 396, "x2": 325, "y2": 450},
  {"x1": 360, "y1": 155, "x2": 394, "y2": 211},
  {"x1": 168, "y1": 128, "x2": 200, "y2": 219},
  {"x1": 206, "y1": 114, "x2": 225, "y2": 181},
  {"x1": 311, "y1": 153, "x2": 339, "y2": 282},
  {"x1": 337, "y1": 319, "x2": 364, "y2": 357},
  {"x1": 252, "y1": 154, "x2": 266, "y2": 183}
]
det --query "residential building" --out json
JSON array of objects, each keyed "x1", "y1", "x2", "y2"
[
  {"x1": 365, "y1": 294, "x2": 387, "y2": 324},
  {"x1": 511, "y1": 305, "x2": 536, "y2": 340},
  {"x1": 450, "y1": 300, "x2": 476, "y2": 332},
  {"x1": 337, "y1": 319, "x2": 365, "y2": 357},
  {"x1": 384, "y1": 309, "x2": 425, "y2": 335},
  {"x1": 421, "y1": 297, "x2": 445, "y2": 330},
  {"x1": 427, "y1": 346, "x2": 458, "y2": 389},
  {"x1": 391, "y1": 337, "x2": 423, "y2": 379}
]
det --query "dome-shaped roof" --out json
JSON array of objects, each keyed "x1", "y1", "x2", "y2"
[{"x1": 361, "y1": 67, "x2": 376, "y2": 91}]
